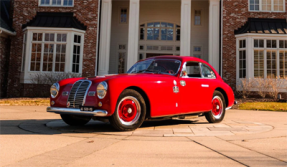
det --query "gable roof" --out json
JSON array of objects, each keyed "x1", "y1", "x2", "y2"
[
  {"x1": 235, "y1": 18, "x2": 287, "y2": 35},
  {"x1": 0, "y1": 0, "x2": 15, "y2": 34},
  {"x1": 22, "y1": 12, "x2": 87, "y2": 30}
]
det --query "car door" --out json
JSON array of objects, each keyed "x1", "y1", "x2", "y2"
[
  {"x1": 150, "y1": 76, "x2": 181, "y2": 117},
  {"x1": 178, "y1": 61, "x2": 206, "y2": 113},
  {"x1": 199, "y1": 63, "x2": 217, "y2": 111}
]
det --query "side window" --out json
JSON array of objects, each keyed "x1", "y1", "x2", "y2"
[
  {"x1": 201, "y1": 64, "x2": 216, "y2": 78},
  {"x1": 182, "y1": 62, "x2": 201, "y2": 78}
]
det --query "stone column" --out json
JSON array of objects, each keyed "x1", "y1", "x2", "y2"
[
  {"x1": 127, "y1": 0, "x2": 140, "y2": 70},
  {"x1": 180, "y1": 0, "x2": 191, "y2": 56},
  {"x1": 208, "y1": 0, "x2": 220, "y2": 72},
  {"x1": 98, "y1": 0, "x2": 112, "y2": 75}
]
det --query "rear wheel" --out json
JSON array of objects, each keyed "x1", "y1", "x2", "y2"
[
  {"x1": 60, "y1": 114, "x2": 91, "y2": 126},
  {"x1": 205, "y1": 91, "x2": 226, "y2": 123},
  {"x1": 110, "y1": 89, "x2": 146, "y2": 131}
]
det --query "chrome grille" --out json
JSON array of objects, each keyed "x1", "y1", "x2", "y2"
[{"x1": 67, "y1": 80, "x2": 92, "y2": 108}]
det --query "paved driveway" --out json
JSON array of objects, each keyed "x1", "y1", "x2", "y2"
[{"x1": 0, "y1": 106, "x2": 286, "y2": 167}]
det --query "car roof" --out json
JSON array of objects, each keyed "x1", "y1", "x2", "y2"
[{"x1": 145, "y1": 55, "x2": 208, "y2": 64}]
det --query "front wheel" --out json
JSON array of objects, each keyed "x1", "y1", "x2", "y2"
[
  {"x1": 109, "y1": 89, "x2": 146, "y2": 131},
  {"x1": 205, "y1": 91, "x2": 226, "y2": 123},
  {"x1": 60, "y1": 114, "x2": 91, "y2": 126}
]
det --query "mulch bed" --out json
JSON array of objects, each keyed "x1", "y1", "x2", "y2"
[{"x1": 232, "y1": 98, "x2": 282, "y2": 109}]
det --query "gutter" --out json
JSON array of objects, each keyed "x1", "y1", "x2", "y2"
[{"x1": 0, "y1": 27, "x2": 16, "y2": 36}]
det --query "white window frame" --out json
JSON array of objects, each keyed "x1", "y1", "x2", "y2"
[
  {"x1": 249, "y1": 0, "x2": 285, "y2": 12},
  {"x1": 238, "y1": 40, "x2": 247, "y2": 78},
  {"x1": 236, "y1": 34, "x2": 287, "y2": 80},
  {"x1": 140, "y1": 22, "x2": 181, "y2": 42},
  {"x1": 22, "y1": 27, "x2": 85, "y2": 83},
  {"x1": 194, "y1": 10, "x2": 202, "y2": 26},
  {"x1": 38, "y1": 0, "x2": 74, "y2": 7},
  {"x1": 119, "y1": 7, "x2": 128, "y2": 24}
]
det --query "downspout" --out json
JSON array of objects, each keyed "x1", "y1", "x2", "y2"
[
  {"x1": 220, "y1": 0, "x2": 223, "y2": 76},
  {"x1": 95, "y1": 0, "x2": 102, "y2": 76}
]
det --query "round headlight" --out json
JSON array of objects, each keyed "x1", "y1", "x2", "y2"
[
  {"x1": 97, "y1": 81, "x2": 108, "y2": 99},
  {"x1": 50, "y1": 83, "x2": 60, "y2": 98}
]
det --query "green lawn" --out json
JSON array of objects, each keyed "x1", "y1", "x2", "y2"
[{"x1": 239, "y1": 102, "x2": 287, "y2": 112}]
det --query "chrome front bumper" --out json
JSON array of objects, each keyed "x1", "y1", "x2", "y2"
[{"x1": 47, "y1": 107, "x2": 108, "y2": 117}]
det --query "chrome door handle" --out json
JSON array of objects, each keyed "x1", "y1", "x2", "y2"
[{"x1": 201, "y1": 84, "x2": 209, "y2": 88}]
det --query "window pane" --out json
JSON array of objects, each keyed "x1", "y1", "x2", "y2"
[
  {"x1": 167, "y1": 23, "x2": 174, "y2": 28},
  {"x1": 176, "y1": 29, "x2": 180, "y2": 41},
  {"x1": 52, "y1": 0, "x2": 61, "y2": 5},
  {"x1": 254, "y1": 50, "x2": 264, "y2": 78},
  {"x1": 147, "y1": 23, "x2": 154, "y2": 27},
  {"x1": 194, "y1": 10, "x2": 201, "y2": 25},
  {"x1": 140, "y1": 28, "x2": 145, "y2": 40},
  {"x1": 239, "y1": 50, "x2": 246, "y2": 78},
  {"x1": 201, "y1": 64, "x2": 216, "y2": 78},
  {"x1": 161, "y1": 22, "x2": 167, "y2": 27},
  {"x1": 120, "y1": 8, "x2": 127, "y2": 23},
  {"x1": 72, "y1": 45, "x2": 80, "y2": 73},
  {"x1": 45, "y1": 33, "x2": 54, "y2": 41},
  {"x1": 267, "y1": 40, "x2": 271, "y2": 48},
  {"x1": 267, "y1": 51, "x2": 277, "y2": 78},
  {"x1": 30, "y1": 44, "x2": 42, "y2": 71},
  {"x1": 254, "y1": 39, "x2": 258, "y2": 47},
  {"x1": 185, "y1": 62, "x2": 201, "y2": 78},
  {"x1": 63, "y1": 0, "x2": 73, "y2": 6},
  {"x1": 57, "y1": 34, "x2": 67, "y2": 42},
  {"x1": 154, "y1": 22, "x2": 160, "y2": 27},
  {"x1": 41, "y1": 0, "x2": 50, "y2": 5},
  {"x1": 272, "y1": 40, "x2": 276, "y2": 48},
  {"x1": 239, "y1": 40, "x2": 246, "y2": 48}
]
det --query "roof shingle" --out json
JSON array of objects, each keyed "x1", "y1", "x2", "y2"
[
  {"x1": 235, "y1": 18, "x2": 287, "y2": 35},
  {"x1": 22, "y1": 12, "x2": 87, "y2": 30}
]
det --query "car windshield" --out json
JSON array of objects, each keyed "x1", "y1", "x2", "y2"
[{"x1": 127, "y1": 59, "x2": 181, "y2": 75}]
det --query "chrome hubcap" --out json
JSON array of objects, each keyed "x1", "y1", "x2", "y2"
[
  {"x1": 211, "y1": 96, "x2": 223, "y2": 119},
  {"x1": 117, "y1": 96, "x2": 141, "y2": 126},
  {"x1": 127, "y1": 108, "x2": 132, "y2": 114}
]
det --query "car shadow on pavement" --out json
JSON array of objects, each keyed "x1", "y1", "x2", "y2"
[{"x1": 0, "y1": 118, "x2": 208, "y2": 135}]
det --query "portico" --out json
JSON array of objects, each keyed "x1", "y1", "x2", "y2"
[{"x1": 97, "y1": 0, "x2": 220, "y2": 75}]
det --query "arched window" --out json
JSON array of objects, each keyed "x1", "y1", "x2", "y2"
[{"x1": 139, "y1": 22, "x2": 180, "y2": 41}]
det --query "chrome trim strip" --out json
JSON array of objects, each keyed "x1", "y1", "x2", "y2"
[
  {"x1": 226, "y1": 107, "x2": 232, "y2": 110},
  {"x1": 151, "y1": 110, "x2": 208, "y2": 118},
  {"x1": 47, "y1": 107, "x2": 108, "y2": 117},
  {"x1": 201, "y1": 84, "x2": 209, "y2": 87},
  {"x1": 82, "y1": 80, "x2": 92, "y2": 106},
  {"x1": 73, "y1": 81, "x2": 84, "y2": 104}
]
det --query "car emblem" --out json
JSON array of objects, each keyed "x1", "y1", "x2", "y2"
[
  {"x1": 67, "y1": 102, "x2": 70, "y2": 107},
  {"x1": 180, "y1": 80, "x2": 186, "y2": 86},
  {"x1": 173, "y1": 86, "x2": 179, "y2": 93}
]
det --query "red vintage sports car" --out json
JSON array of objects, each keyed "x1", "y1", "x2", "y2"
[{"x1": 47, "y1": 56, "x2": 235, "y2": 131}]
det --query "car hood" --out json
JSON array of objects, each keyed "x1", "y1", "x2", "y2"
[{"x1": 86, "y1": 73, "x2": 176, "y2": 83}]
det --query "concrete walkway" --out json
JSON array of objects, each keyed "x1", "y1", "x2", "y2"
[{"x1": 0, "y1": 106, "x2": 286, "y2": 167}]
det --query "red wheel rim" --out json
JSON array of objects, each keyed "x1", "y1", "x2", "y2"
[
  {"x1": 211, "y1": 96, "x2": 223, "y2": 119},
  {"x1": 117, "y1": 96, "x2": 141, "y2": 125}
]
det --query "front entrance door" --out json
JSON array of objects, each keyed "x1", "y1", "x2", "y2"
[{"x1": 146, "y1": 53, "x2": 173, "y2": 58}]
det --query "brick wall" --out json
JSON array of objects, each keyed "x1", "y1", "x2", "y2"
[
  {"x1": 7, "y1": 0, "x2": 99, "y2": 97},
  {"x1": 222, "y1": 0, "x2": 287, "y2": 90},
  {"x1": 0, "y1": 36, "x2": 11, "y2": 98}
]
